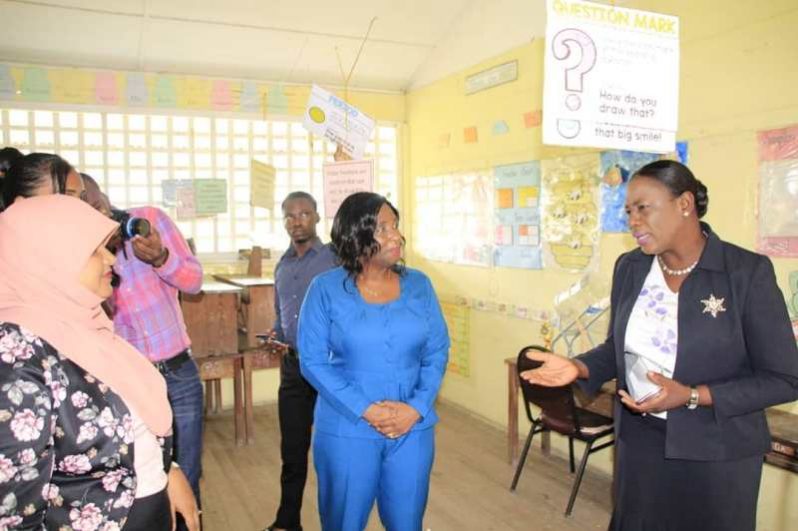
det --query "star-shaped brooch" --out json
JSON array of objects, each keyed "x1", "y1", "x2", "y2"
[{"x1": 700, "y1": 294, "x2": 726, "y2": 318}]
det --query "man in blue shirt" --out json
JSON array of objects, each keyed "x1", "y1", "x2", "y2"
[{"x1": 265, "y1": 191, "x2": 337, "y2": 531}]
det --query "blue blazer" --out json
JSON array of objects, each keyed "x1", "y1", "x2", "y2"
[
  {"x1": 578, "y1": 225, "x2": 798, "y2": 461},
  {"x1": 299, "y1": 267, "x2": 450, "y2": 438}
]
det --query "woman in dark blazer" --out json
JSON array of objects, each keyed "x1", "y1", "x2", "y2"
[{"x1": 523, "y1": 160, "x2": 798, "y2": 531}]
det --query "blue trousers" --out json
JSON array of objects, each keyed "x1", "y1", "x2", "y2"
[
  {"x1": 162, "y1": 357, "x2": 204, "y2": 525},
  {"x1": 313, "y1": 428, "x2": 435, "y2": 531}
]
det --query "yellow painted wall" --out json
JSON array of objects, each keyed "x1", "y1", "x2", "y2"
[{"x1": 405, "y1": 1, "x2": 798, "y2": 529}]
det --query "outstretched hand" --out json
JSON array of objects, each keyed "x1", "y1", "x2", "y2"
[{"x1": 519, "y1": 349, "x2": 581, "y2": 387}]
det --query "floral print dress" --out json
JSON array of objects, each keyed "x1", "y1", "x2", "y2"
[{"x1": 0, "y1": 321, "x2": 168, "y2": 530}]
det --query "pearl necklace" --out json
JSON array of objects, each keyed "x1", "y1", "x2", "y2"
[{"x1": 657, "y1": 255, "x2": 698, "y2": 276}]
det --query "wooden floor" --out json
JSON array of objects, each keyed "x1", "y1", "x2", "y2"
[{"x1": 201, "y1": 402, "x2": 613, "y2": 530}]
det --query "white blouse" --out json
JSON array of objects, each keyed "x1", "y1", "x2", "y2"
[
  {"x1": 127, "y1": 406, "x2": 169, "y2": 498},
  {"x1": 624, "y1": 257, "x2": 679, "y2": 420}
]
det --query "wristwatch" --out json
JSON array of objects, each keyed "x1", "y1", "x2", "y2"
[{"x1": 686, "y1": 386, "x2": 699, "y2": 410}]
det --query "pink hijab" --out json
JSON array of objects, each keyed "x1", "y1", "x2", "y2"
[{"x1": 0, "y1": 195, "x2": 172, "y2": 436}]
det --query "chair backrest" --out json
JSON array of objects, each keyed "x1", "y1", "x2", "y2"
[
  {"x1": 516, "y1": 345, "x2": 581, "y2": 435},
  {"x1": 247, "y1": 246, "x2": 263, "y2": 276}
]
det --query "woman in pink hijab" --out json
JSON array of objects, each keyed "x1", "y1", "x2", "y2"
[{"x1": 0, "y1": 195, "x2": 199, "y2": 530}]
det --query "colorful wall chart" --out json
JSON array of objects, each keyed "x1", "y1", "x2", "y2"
[
  {"x1": 540, "y1": 153, "x2": 601, "y2": 272},
  {"x1": 414, "y1": 171, "x2": 493, "y2": 267},
  {"x1": 757, "y1": 124, "x2": 798, "y2": 257},
  {"x1": 493, "y1": 161, "x2": 543, "y2": 269},
  {"x1": 599, "y1": 142, "x2": 688, "y2": 232},
  {"x1": 441, "y1": 301, "x2": 471, "y2": 377},
  {"x1": 0, "y1": 63, "x2": 308, "y2": 116}
]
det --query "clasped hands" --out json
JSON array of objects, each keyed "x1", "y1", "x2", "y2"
[{"x1": 363, "y1": 401, "x2": 420, "y2": 439}]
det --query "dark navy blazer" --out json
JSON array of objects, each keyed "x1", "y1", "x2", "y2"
[{"x1": 578, "y1": 225, "x2": 798, "y2": 461}]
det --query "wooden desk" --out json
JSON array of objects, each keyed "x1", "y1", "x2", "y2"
[
  {"x1": 212, "y1": 275, "x2": 279, "y2": 444},
  {"x1": 505, "y1": 357, "x2": 798, "y2": 472},
  {"x1": 181, "y1": 281, "x2": 246, "y2": 445},
  {"x1": 213, "y1": 275, "x2": 276, "y2": 348}
]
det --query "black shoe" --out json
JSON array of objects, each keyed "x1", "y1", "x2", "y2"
[{"x1": 264, "y1": 525, "x2": 303, "y2": 531}]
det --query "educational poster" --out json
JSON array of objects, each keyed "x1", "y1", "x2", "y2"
[
  {"x1": 161, "y1": 179, "x2": 193, "y2": 208},
  {"x1": 493, "y1": 161, "x2": 543, "y2": 269},
  {"x1": 250, "y1": 160, "x2": 276, "y2": 210},
  {"x1": 441, "y1": 301, "x2": 470, "y2": 377},
  {"x1": 543, "y1": 0, "x2": 680, "y2": 152},
  {"x1": 448, "y1": 171, "x2": 493, "y2": 267},
  {"x1": 303, "y1": 84, "x2": 375, "y2": 160},
  {"x1": 175, "y1": 186, "x2": 196, "y2": 221},
  {"x1": 193, "y1": 179, "x2": 228, "y2": 216},
  {"x1": 414, "y1": 171, "x2": 493, "y2": 267},
  {"x1": 757, "y1": 124, "x2": 798, "y2": 256},
  {"x1": 322, "y1": 159, "x2": 374, "y2": 218},
  {"x1": 540, "y1": 153, "x2": 601, "y2": 272},
  {"x1": 599, "y1": 141, "x2": 688, "y2": 232},
  {"x1": 165, "y1": 179, "x2": 227, "y2": 219}
]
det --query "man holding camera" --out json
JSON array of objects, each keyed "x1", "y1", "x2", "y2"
[{"x1": 108, "y1": 201, "x2": 205, "y2": 525}]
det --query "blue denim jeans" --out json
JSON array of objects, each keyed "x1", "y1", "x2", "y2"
[{"x1": 162, "y1": 356, "x2": 204, "y2": 506}]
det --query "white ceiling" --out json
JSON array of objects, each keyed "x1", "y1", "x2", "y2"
[{"x1": 0, "y1": 0, "x2": 550, "y2": 92}]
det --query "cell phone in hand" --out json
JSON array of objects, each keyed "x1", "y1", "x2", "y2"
[
  {"x1": 624, "y1": 351, "x2": 664, "y2": 404},
  {"x1": 255, "y1": 334, "x2": 287, "y2": 347}
]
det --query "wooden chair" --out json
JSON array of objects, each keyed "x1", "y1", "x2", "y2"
[
  {"x1": 509, "y1": 345, "x2": 614, "y2": 516},
  {"x1": 246, "y1": 245, "x2": 262, "y2": 276}
]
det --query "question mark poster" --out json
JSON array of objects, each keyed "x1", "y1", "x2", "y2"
[{"x1": 542, "y1": 0, "x2": 680, "y2": 153}]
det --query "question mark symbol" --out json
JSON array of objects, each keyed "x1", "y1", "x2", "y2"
[{"x1": 551, "y1": 28, "x2": 597, "y2": 139}]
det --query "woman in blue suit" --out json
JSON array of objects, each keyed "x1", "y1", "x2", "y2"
[
  {"x1": 523, "y1": 160, "x2": 798, "y2": 530},
  {"x1": 299, "y1": 192, "x2": 449, "y2": 531}
]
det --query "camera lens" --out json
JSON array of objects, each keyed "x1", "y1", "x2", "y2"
[{"x1": 127, "y1": 217, "x2": 151, "y2": 238}]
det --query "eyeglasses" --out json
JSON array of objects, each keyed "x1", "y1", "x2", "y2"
[
  {"x1": 283, "y1": 211, "x2": 314, "y2": 223},
  {"x1": 374, "y1": 222, "x2": 401, "y2": 237}
]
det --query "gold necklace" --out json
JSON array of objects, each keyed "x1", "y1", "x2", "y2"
[{"x1": 358, "y1": 280, "x2": 383, "y2": 297}]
